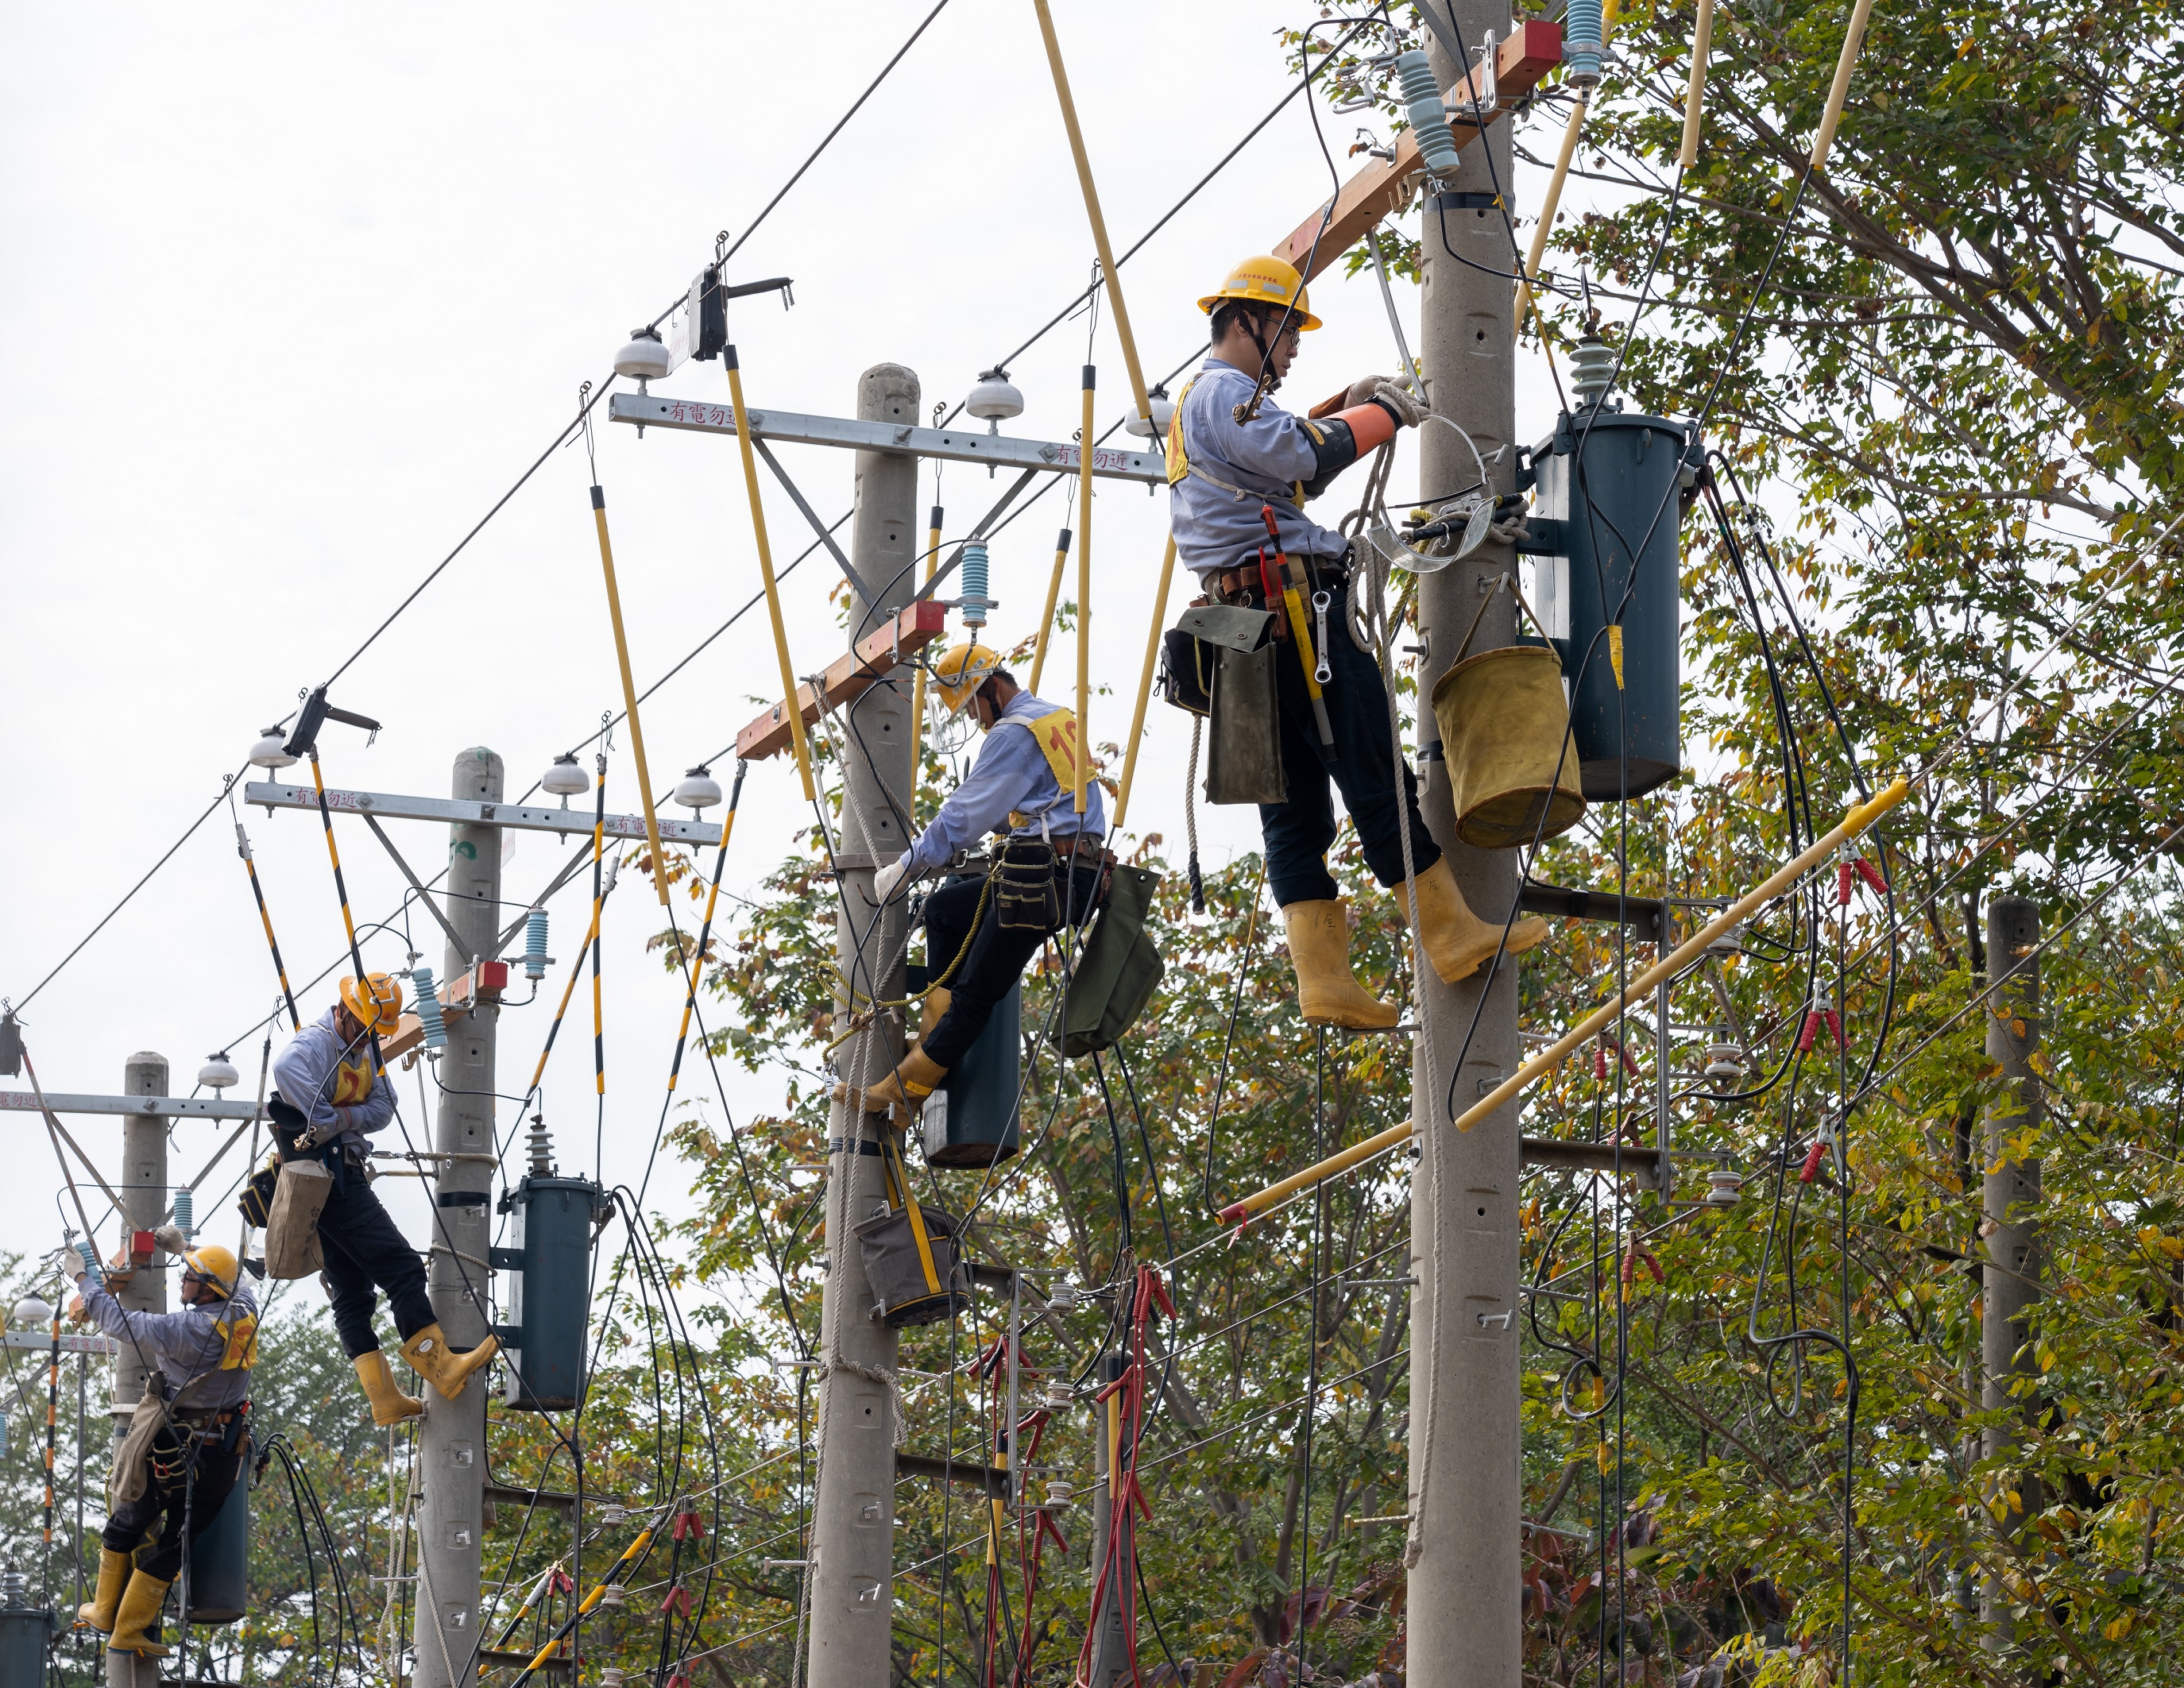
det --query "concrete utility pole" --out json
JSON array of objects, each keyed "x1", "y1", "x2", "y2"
[
  {"x1": 1980, "y1": 894, "x2": 2043, "y2": 1668},
  {"x1": 1408, "y1": 6, "x2": 1525, "y2": 1684},
  {"x1": 111, "y1": 1052, "x2": 168, "y2": 1688},
  {"x1": 413, "y1": 747, "x2": 504, "y2": 1688},
  {"x1": 114, "y1": 1054, "x2": 170, "y2": 1423},
  {"x1": 807, "y1": 365, "x2": 919, "y2": 1688}
]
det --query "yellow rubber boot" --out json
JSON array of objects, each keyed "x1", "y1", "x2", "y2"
[
  {"x1": 1282, "y1": 901, "x2": 1400, "y2": 1029},
  {"x1": 400, "y1": 1324, "x2": 500, "y2": 1403},
  {"x1": 920, "y1": 986, "x2": 953, "y2": 1042},
  {"x1": 106, "y1": 1571, "x2": 172, "y2": 1657},
  {"x1": 354, "y1": 1350, "x2": 424, "y2": 1427},
  {"x1": 1410, "y1": 857, "x2": 1550, "y2": 984},
  {"x1": 833, "y1": 1046, "x2": 949, "y2": 1118},
  {"x1": 77, "y1": 1548, "x2": 129, "y2": 1633}
]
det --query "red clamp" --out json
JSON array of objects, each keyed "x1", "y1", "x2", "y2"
[
  {"x1": 671, "y1": 1505, "x2": 705, "y2": 1541},
  {"x1": 659, "y1": 1583, "x2": 694, "y2": 1620},
  {"x1": 1839, "y1": 856, "x2": 1888, "y2": 903},
  {"x1": 1619, "y1": 1240, "x2": 1664, "y2": 1288},
  {"x1": 1799, "y1": 1140, "x2": 1830, "y2": 1184},
  {"x1": 548, "y1": 1569, "x2": 576, "y2": 1598},
  {"x1": 1797, "y1": 1006, "x2": 1841, "y2": 1052}
]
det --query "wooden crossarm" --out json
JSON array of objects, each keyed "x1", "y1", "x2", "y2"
[
  {"x1": 735, "y1": 599, "x2": 950, "y2": 762},
  {"x1": 1273, "y1": 21, "x2": 1565, "y2": 284}
]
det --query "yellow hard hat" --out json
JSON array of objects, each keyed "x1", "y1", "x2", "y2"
[
  {"x1": 338, "y1": 971, "x2": 404, "y2": 1036},
  {"x1": 1198, "y1": 256, "x2": 1321, "y2": 331},
  {"x1": 931, "y1": 643, "x2": 1003, "y2": 717},
  {"x1": 181, "y1": 1244, "x2": 238, "y2": 1298}
]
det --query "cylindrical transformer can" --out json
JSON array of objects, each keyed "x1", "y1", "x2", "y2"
[
  {"x1": 1528, "y1": 409, "x2": 1700, "y2": 801},
  {"x1": 0, "y1": 1580, "x2": 56, "y2": 1688},
  {"x1": 184, "y1": 1439, "x2": 251, "y2": 1623},
  {"x1": 496, "y1": 1176, "x2": 606, "y2": 1412}
]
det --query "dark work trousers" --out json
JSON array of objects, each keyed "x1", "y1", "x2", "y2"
[
  {"x1": 921, "y1": 859, "x2": 1104, "y2": 1071},
  {"x1": 317, "y1": 1155, "x2": 435, "y2": 1359},
  {"x1": 105, "y1": 1423, "x2": 243, "y2": 1581},
  {"x1": 1258, "y1": 577, "x2": 1442, "y2": 907}
]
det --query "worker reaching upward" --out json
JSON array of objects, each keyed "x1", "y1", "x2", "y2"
[
  {"x1": 71, "y1": 1238, "x2": 256, "y2": 1659},
  {"x1": 269, "y1": 973, "x2": 497, "y2": 1425},
  {"x1": 837, "y1": 644, "x2": 1109, "y2": 1115},
  {"x1": 1167, "y1": 255, "x2": 1548, "y2": 1027}
]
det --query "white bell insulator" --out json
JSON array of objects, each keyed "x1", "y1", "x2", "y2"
[
  {"x1": 249, "y1": 728, "x2": 297, "y2": 770},
  {"x1": 966, "y1": 368, "x2": 1025, "y2": 423},
  {"x1": 673, "y1": 765, "x2": 723, "y2": 810},
  {"x1": 1704, "y1": 1168, "x2": 1745, "y2": 1208},
  {"x1": 1702, "y1": 1039, "x2": 1745, "y2": 1082},
  {"x1": 613, "y1": 328, "x2": 671, "y2": 382},
  {"x1": 199, "y1": 1052, "x2": 240, "y2": 1091},
  {"x1": 14, "y1": 1294, "x2": 54, "y2": 1329},
  {"x1": 1123, "y1": 387, "x2": 1177, "y2": 438},
  {"x1": 1045, "y1": 1279, "x2": 1078, "y2": 1311},
  {"x1": 542, "y1": 754, "x2": 591, "y2": 798}
]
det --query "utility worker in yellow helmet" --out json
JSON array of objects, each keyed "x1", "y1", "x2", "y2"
[
  {"x1": 1167, "y1": 256, "x2": 1548, "y2": 1026},
  {"x1": 69, "y1": 1235, "x2": 256, "y2": 1659},
  {"x1": 837, "y1": 643, "x2": 1107, "y2": 1114},
  {"x1": 268, "y1": 972, "x2": 497, "y2": 1426}
]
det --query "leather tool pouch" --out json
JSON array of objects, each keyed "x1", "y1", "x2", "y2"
[
  {"x1": 995, "y1": 837, "x2": 1062, "y2": 933},
  {"x1": 1205, "y1": 641, "x2": 1287, "y2": 806}
]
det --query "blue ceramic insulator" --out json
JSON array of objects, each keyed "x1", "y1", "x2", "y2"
[{"x1": 1396, "y1": 51, "x2": 1461, "y2": 180}]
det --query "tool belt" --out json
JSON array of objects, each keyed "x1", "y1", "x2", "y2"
[
  {"x1": 1206, "y1": 550, "x2": 1351, "y2": 625},
  {"x1": 994, "y1": 832, "x2": 1113, "y2": 932}
]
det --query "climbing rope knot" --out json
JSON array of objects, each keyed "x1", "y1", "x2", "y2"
[{"x1": 816, "y1": 1354, "x2": 908, "y2": 1447}]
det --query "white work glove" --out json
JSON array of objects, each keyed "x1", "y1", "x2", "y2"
[
  {"x1": 872, "y1": 857, "x2": 910, "y2": 904},
  {"x1": 1343, "y1": 376, "x2": 1425, "y2": 429},
  {"x1": 153, "y1": 1225, "x2": 190, "y2": 1257}
]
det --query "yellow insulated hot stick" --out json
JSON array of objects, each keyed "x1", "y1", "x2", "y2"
[
  {"x1": 725, "y1": 343, "x2": 817, "y2": 802},
  {"x1": 1075, "y1": 365, "x2": 1095, "y2": 815},
  {"x1": 1217, "y1": 778, "x2": 1912, "y2": 1224},
  {"x1": 588, "y1": 485, "x2": 671, "y2": 908},
  {"x1": 1259, "y1": 508, "x2": 1335, "y2": 751},
  {"x1": 520, "y1": 1528, "x2": 655, "y2": 1678},
  {"x1": 1109, "y1": 534, "x2": 1177, "y2": 836},
  {"x1": 1679, "y1": 0, "x2": 1716, "y2": 172},
  {"x1": 1027, "y1": 526, "x2": 1071, "y2": 696}
]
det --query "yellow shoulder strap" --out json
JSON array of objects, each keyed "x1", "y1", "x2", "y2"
[{"x1": 1165, "y1": 377, "x2": 1199, "y2": 488}]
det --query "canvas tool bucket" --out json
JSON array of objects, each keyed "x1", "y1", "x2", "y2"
[
  {"x1": 856, "y1": 1135, "x2": 970, "y2": 1327},
  {"x1": 264, "y1": 1158, "x2": 331, "y2": 1280},
  {"x1": 1430, "y1": 643, "x2": 1586, "y2": 850}
]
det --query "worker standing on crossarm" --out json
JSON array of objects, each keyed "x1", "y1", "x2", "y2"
[
  {"x1": 70, "y1": 1238, "x2": 256, "y2": 1659},
  {"x1": 837, "y1": 644, "x2": 1109, "y2": 1114},
  {"x1": 269, "y1": 972, "x2": 497, "y2": 1424},
  {"x1": 1167, "y1": 255, "x2": 1549, "y2": 1028}
]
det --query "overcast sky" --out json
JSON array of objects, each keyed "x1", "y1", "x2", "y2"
[{"x1": 0, "y1": 3, "x2": 1580, "y2": 1292}]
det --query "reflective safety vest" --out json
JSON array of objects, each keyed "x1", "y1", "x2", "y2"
[
  {"x1": 1003, "y1": 707, "x2": 1084, "y2": 829},
  {"x1": 212, "y1": 1308, "x2": 258, "y2": 1372},
  {"x1": 330, "y1": 1052, "x2": 375, "y2": 1108}
]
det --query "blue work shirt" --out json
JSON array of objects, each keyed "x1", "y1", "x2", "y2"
[
  {"x1": 75, "y1": 1277, "x2": 257, "y2": 1409},
  {"x1": 271, "y1": 1006, "x2": 396, "y2": 1155},
  {"x1": 1167, "y1": 357, "x2": 1351, "y2": 582},
  {"x1": 899, "y1": 690, "x2": 1106, "y2": 875}
]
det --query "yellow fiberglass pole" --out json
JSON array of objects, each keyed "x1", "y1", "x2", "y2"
[
  {"x1": 588, "y1": 485, "x2": 671, "y2": 906},
  {"x1": 1809, "y1": 0, "x2": 1876, "y2": 176},
  {"x1": 1108, "y1": 535, "x2": 1177, "y2": 836},
  {"x1": 1217, "y1": 778, "x2": 1912, "y2": 1223},
  {"x1": 1031, "y1": 0, "x2": 1150, "y2": 423},
  {"x1": 910, "y1": 505, "x2": 941, "y2": 814},
  {"x1": 1680, "y1": 0, "x2": 1716, "y2": 172},
  {"x1": 1028, "y1": 526, "x2": 1072, "y2": 696},
  {"x1": 724, "y1": 344, "x2": 816, "y2": 802},
  {"x1": 1515, "y1": 95, "x2": 1587, "y2": 336},
  {"x1": 1075, "y1": 367, "x2": 1094, "y2": 815}
]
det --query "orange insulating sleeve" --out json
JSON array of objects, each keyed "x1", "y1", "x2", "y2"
[{"x1": 1332, "y1": 401, "x2": 1397, "y2": 454}]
